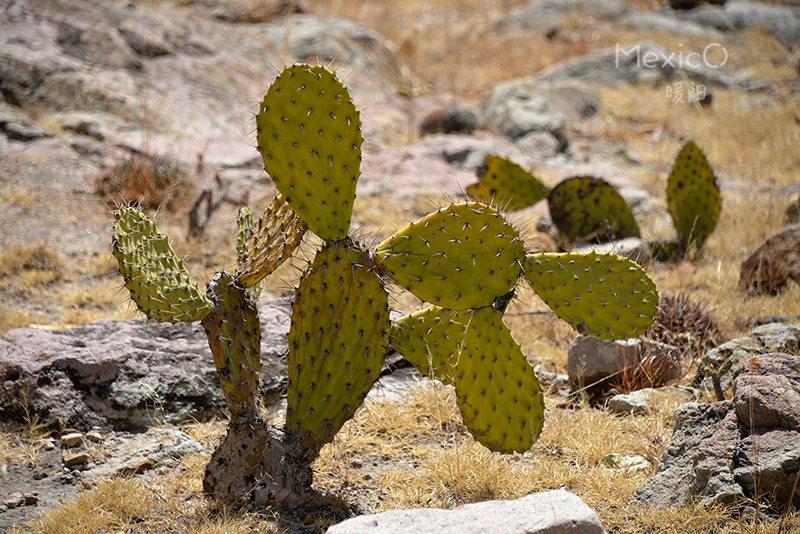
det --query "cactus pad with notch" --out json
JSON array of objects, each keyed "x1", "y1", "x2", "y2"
[
  {"x1": 548, "y1": 176, "x2": 639, "y2": 242},
  {"x1": 466, "y1": 154, "x2": 551, "y2": 211},
  {"x1": 112, "y1": 206, "x2": 212, "y2": 323},
  {"x1": 667, "y1": 141, "x2": 721, "y2": 251},
  {"x1": 390, "y1": 305, "x2": 469, "y2": 384},
  {"x1": 374, "y1": 202, "x2": 524, "y2": 310},
  {"x1": 256, "y1": 64, "x2": 362, "y2": 242},
  {"x1": 523, "y1": 252, "x2": 658, "y2": 340},
  {"x1": 236, "y1": 193, "x2": 308, "y2": 288},
  {"x1": 454, "y1": 307, "x2": 544, "y2": 453},
  {"x1": 287, "y1": 239, "x2": 390, "y2": 450}
]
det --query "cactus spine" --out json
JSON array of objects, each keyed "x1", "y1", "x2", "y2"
[{"x1": 111, "y1": 63, "x2": 660, "y2": 509}]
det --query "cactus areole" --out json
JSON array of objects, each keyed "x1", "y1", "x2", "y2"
[{"x1": 111, "y1": 63, "x2": 658, "y2": 508}]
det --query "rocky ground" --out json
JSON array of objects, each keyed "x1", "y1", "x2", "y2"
[{"x1": 2, "y1": 0, "x2": 800, "y2": 532}]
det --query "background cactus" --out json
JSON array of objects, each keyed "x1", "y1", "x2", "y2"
[{"x1": 111, "y1": 63, "x2": 659, "y2": 508}]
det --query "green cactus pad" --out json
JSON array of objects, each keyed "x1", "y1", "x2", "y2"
[
  {"x1": 256, "y1": 64, "x2": 362, "y2": 242},
  {"x1": 390, "y1": 305, "x2": 470, "y2": 384},
  {"x1": 374, "y1": 202, "x2": 525, "y2": 310},
  {"x1": 667, "y1": 141, "x2": 721, "y2": 251},
  {"x1": 454, "y1": 307, "x2": 544, "y2": 453},
  {"x1": 548, "y1": 176, "x2": 640, "y2": 242},
  {"x1": 523, "y1": 252, "x2": 658, "y2": 340},
  {"x1": 287, "y1": 239, "x2": 390, "y2": 448},
  {"x1": 112, "y1": 206, "x2": 212, "y2": 323},
  {"x1": 466, "y1": 155, "x2": 550, "y2": 211},
  {"x1": 202, "y1": 272, "x2": 262, "y2": 421},
  {"x1": 236, "y1": 194, "x2": 308, "y2": 288}
]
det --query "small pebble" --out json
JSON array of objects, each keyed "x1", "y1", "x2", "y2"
[{"x1": 60, "y1": 433, "x2": 84, "y2": 448}]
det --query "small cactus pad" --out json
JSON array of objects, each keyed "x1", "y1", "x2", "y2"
[
  {"x1": 523, "y1": 252, "x2": 658, "y2": 340},
  {"x1": 236, "y1": 207, "x2": 256, "y2": 261},
  {"x1": 548, "y1": 176, "x2": 640, "y2": 242},
  {"x1": 236, "y1": 194, "x2": 308, "y2": 288},
  {"x1": 374, "y1": 202, "x2": 525, "y2": 310},
  {"x1": 112, "y1": 206, "x2": 212, "y2": 323},
  {"x1": 667, "y1": 141, "x2": 721, "y2": 251},
  {"x1": 390, "y1": 305, "x2": 470, "y2": 384},
  {"x1": 202, "y1": 272, "x2": 262, "y2": 421},
  {"x1": 287, "y1": 239, "x2": 390, "y2": 449},
  {"x1": 256, "y1": 64, "x2": 362, "y2": 242},
  {"x1": 454, "y1": 307, "x2": 544, "y2": 453},
  {"x1": 466, "y1": 155, "x2": 551, "y2": 211}
]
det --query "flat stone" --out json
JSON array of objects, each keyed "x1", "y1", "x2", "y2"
[
  {"x1": 63, "y1": 452, "x2": 90, "y2": 468},
  {"x1": 60, "y1": 433, "x2": 83, "y2": 448},
  {"x1": 326, "y1": 490, "x2": 606, "y2": 534}
]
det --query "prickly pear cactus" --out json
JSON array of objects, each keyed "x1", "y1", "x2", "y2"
[
  {"x1": 256, "y1": 64, "x2": 362, "y2": 242},
  {"x1": 454, "y1": 307, "x2": 544, "y2": 453},
  {"x1": 236, "y1": 193, "x2": 308, "y2": 288},
  {"x1": 523, "y1": 252, "x2": 658, "y2": 340},
  {"x1": 548, "y1": 176, "x2": 640, "y2": 243},
  {"x1": 112, "y1": 206, "x2": 212, "y2": 323},
  {"x1": 374, "y1": 202, "x2": 525, "y2": 310},
  {"x1": 466, "y1": 155, "x2": 551, "y2": 211},
  {"x1": 667, "y1": 141, "x2": 721, "y2": 251},
  {"x1": 287, "y1": 239, "x2": 390, "y2": 452}
]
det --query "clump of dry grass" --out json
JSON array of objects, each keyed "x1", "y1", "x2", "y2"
[{"x1": 96, "y1": 154, "x2": 195, "y2": 213}]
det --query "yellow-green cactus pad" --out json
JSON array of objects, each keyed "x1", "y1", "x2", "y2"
[
  {"x1": 523, "y1": 252, "x2": 658, "y2": 340},
  {"x1": 236, "y1": 194, "x2": 308, "y2": 288},
  {"x1": 454, "y1": 308, "x2": 544, "y2": 453},
  {"x1": 112, "y1": 206, "x2": 212, "y2": 323},
  {"x1": 256, "y1": 64, "x2": 362, "y2": 242},
  {"x1": 287, "y1": 240, "x2": 390, "y2": 448},
  {"x1": 374, "y1": 202, "x2": 525, "y2": 310},
  {"x1": 466, "y1": 154, "x2": 550, "y2": 211},
  {"x1": 548, "y1": 176, "x2": 639, "y2": 242},
  {"x1": 390, "y1": 305, "x2": 470, "y2": 384},
  {"x1": 667, "y1": 141, "x2": 721, "y2": 251}
]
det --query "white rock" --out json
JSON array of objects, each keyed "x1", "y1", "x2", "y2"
[{"x1": 326, "y1": 490, "x2": 606, "y2": 534}]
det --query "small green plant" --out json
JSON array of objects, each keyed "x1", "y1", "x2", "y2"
[
  {"x1": 112, "y1": 64, "x2": 659, "y2": 507},
  {"x1": 468, "y1": 143, "x2": 722, "y2": 258}
]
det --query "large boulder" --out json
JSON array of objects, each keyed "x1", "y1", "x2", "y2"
[
  {"x1": 740, "y1": 224, "x2": 800, "y2": 295},
  {"x1": 0, "y1": 300, "x2": 291, "y2": 431},
  {"x1": 635, "y1": 352, "x2": 800, "y2": 510},
  {"x1": 326, "y1": 490, "x2": 606, "y2": 534},
  {"x1": 681, "y1": 1, "x2": 800, "y2": 45}
]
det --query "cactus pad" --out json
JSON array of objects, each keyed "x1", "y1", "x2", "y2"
[
  {"x1": 390, "y1": 305, "x2": 469, "y2": 384},
  {"x1": 202, "y1": 272, "x2": 262, "y2": 421},
  {"x1": 454, "y1": 308, "x2": 544, "y2": 453},
  {"x1": 112, "y1": 206, "x2": 212, "y2": 323},
  {"x1": 374, "y1": 202, "x2": 525, "y2": 310},
  {"x1": 466, "y1": 155, "x2": 550, "y2": 211},
  {"x1": 523, "y1": 252, "x2": 658, "y2": 340},
  {"x1": 667, "y1": 141, "x2": 721, "y2": 251},
  {"x1": 236, "y1": 194, "x2": 308, "y2": 288},
  {"x1": 287, "y1": 239, "x2": 390, "y2": 450},
  {"x1": 548, "y1": 176, "x2": 639, "y2": 242},
  {"x1": 256, "y1": 64, "x2": 362, "y2": 242}
]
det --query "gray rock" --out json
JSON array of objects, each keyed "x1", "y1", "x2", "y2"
[
  {"x1": 607, "y1": 387, "x2": 696, "y2": 416},
  {"x1": 0, "y1": 300, "x2": 292, "y2": 431},
  {"x1": 735, "y1": 427, "x2": 800, "y2": 509},
  {"x1": 733, "y1": 353, "x2": 800, "y2": 431},
  {"x1": 83, "y1": 428, "x2": 204, "y2": 483},
  {"x1": 0, "y1": 103, "x2": 54, "y2": 142},
  {"x1": 694, "y1": 322, "x2": 800, "y2": 394},
  {"x1": 567, "y1": 335, "x2": 683, "y2": 394},
  {"x1": 739, "y1": 224, "x2": 800, "y2": 295},
  {"x1": 493, "y1": 0, "x2": 633, "y2": 30},
  {"x1": 633, "y1": 401, "x2": 744, "y2": 508},
  {"x1": 573, "y1": 238, "x2": 651, "y2": 268},
  {"x1": 682, "y1": 1, "x2": 800, "y2": 44},
  {"x1": 326, "y1": 490, "x2": 606, "y2": 534}
]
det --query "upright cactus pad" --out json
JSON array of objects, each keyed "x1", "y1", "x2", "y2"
[
  {"x1": 374, "y1": 202, "x2": 525, "y2": 310},
  {"x1": 548, "y1": 176, "x2": 639, "y2": 242},
  {"x1": 287, "y1": 240, "x2": 390, "y2": 450},
  {"x1": 523, "y1": 252, "x2": 658, "y2": 340},
  {"x1": 256, "y1": 64, "x2": 362, "y2": 242},
  {"x1": 466, "y1": 155, "x2": 551, "y2": 211},
  {"x1": 454, "y1": 308, "x2": 544, "y2": 453},
  {"x1": 202, "y1": 272, "x2": 262, "y2": 421},
  {"x1": 390, "y1": 305, "x2": 469, "y2": 384},
  {"x1": 112, "y1": 206, "x2": 212, "y2": 323},
  {"x1": 667, "y1": 141, "x2": 721, "y2": 251},
  {"x1": 236, "y1": 194, "x2": 308, "y2": 288}
]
